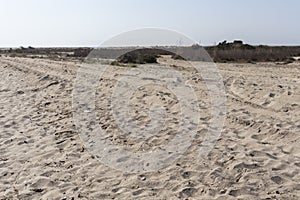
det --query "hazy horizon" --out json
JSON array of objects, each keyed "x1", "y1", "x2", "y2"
[
  {"x1": 2, "y1": 42, "x2": 300, "y2": 48},
  {"x1": 0, "y1": 0, "x2": 299, "y2": 47}
]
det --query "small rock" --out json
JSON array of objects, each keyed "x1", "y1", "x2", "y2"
[
  {"x1": 271, "y1": 176, "x2": 283, "y2": 184},
  {"x1": 220, "y1": 189, "x2": 226, "y2": 194},
  {"x1": 32, "y1": 188, "x2": 44, "y2": 193},
  {"x1": 182, "y1": 171, "x2": 191, "y2": 179},
  {"x1": 179, "y1": 187, "x2": 197, "y2": 197},
  {"x1": 16, "y1": 90, "x2": 24, "y2": 94},
  {"x1": 269, "y1": 93, "x2": 275, "y2": 98},
  {"x1": 229, "y1": 189, "x2": 238, "y2": 197}
]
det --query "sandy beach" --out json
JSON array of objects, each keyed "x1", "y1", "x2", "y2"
[{"x1": 0, "y1": 56, "x2": 299, "y2": 199}]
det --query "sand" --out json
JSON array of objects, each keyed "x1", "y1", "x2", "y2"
[{"x1": 0, "y1": 56, "x2": 299, "y2": 199}]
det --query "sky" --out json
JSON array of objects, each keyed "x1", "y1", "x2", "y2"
[{"x1": 0, "y1": 0, "x2": 299, "y2": 47}]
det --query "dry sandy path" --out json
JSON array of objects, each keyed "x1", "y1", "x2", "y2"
[{"x1": 0, "y1": 56, "x2": 299, "y2": 199}]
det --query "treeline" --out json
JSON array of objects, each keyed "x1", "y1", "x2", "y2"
[{"x1": 205, "y1": 40, "x2": 300, "y2": 63}]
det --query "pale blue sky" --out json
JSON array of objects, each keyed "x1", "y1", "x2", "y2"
[{"x1": 0, "y1": 0, "x2": 299, "y2": 47}]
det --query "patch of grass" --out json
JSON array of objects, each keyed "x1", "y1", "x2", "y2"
[
  {"x1": 171, "y1": 54, "x2": 185, "y2": 60},
  {"x1": 110, "y1": 60, "x2": 137, "y2": 67},
  {"x1": 117, "y1": 48, "x2": 175, "y2": 64}
]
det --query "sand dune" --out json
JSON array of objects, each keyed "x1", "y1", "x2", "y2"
[{"x1": 0, "y1": 56, "x2": 299, "y2": 199}]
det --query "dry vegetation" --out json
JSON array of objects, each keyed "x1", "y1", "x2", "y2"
[
  {"x1": 1, "y1": 41, "x2": 300, "y2": 63},
  {"x1": 206, "y1": 40, "x2": 300, "y2": 63}
]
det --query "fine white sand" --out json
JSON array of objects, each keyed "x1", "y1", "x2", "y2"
[{"x1": 0, "y1": 56, "x2": 299, "y2": 199}]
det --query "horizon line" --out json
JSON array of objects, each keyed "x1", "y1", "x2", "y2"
[{"x1": 1, "y1": 44, "x2": 300, "y2": 48}]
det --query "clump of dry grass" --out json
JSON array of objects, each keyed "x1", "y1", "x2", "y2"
[{"x1": 206, "y1": 41, "x2": 300, "y2": 63}]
